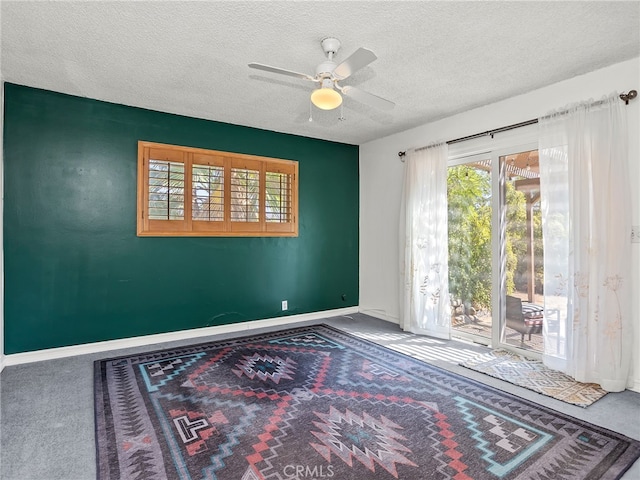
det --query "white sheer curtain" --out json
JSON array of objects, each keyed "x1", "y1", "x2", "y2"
[
  {"x1": 399, "y1": 143, "x2": 451, "y2": 338},
  {"x1": 539, "y1": 94, "x2": 632, "y2": 392}
]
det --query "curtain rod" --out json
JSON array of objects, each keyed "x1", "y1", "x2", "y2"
[{"x1": 397, "y1": 89, "x2": 637, "y2": 159}]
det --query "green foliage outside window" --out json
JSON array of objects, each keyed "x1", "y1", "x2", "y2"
[{"x1": 447, "y1": 164, "x2": 542, "y2": 311}]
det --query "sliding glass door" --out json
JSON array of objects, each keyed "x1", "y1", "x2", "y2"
[
  {"x1": 448, "y1": 146, "x2": 545, "y2": 354},
  {"x1": 447, "y1": 156, "x2": 494, "y2": 342},
  {"x1": 500, "y1": 149, "x2": 544, "y2": 352}
]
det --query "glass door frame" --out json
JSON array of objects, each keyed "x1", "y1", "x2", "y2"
[{"x1": 448, "y1": 139, "x2": 541, "y2": 358}]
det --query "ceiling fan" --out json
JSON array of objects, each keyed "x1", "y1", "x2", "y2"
[{"x1": 248, "y1": 37, "x2": 395, "y2": 112}]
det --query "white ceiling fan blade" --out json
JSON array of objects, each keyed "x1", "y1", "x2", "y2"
[
  {"x1": 341, "y1": 86, "x2": 395, "y2": 111},
  {"x1": 248, "y1": 62, "x2": 316, "y2": 82},
  {"x1": 332, "y1": 48, "x2": 377, "y2": 80}
]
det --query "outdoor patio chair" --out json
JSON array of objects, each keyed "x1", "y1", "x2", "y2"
[{"x1": 505, "y1": 295, "x2": 544, "y2": 343}]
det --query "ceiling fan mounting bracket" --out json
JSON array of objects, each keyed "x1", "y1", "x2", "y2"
[{"x1": 320, "y1": 37, "x2": 341, "y2": 59}]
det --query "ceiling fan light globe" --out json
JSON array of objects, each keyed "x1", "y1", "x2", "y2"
[{"x1": 311, "y1": 88, "x2": 342, "y2": 110}]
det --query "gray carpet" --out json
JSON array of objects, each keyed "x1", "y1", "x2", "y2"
[{"x1": 2, "y1": 313, "x2": 639, "y2": 479}]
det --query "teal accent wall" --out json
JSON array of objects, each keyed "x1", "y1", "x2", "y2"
[{"x1": 3, "y1": 83, "x2": 359, "y2": 354}]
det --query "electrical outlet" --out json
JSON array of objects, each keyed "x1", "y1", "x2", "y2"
[
  {"x1": 281, "y1": 300, "x2": 288, "y2": 311},
  {"x1": 633, "y1": 226, "x2": 640, "y2": 243}
]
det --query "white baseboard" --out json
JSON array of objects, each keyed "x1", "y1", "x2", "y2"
[
  {"x1": 358, "y1": 308, "x2": 400, "y2": 325},
  {"x1": 0, "y1": 354, "x2": 5, "y2": 374},
  {"x1": 2, "y1": 307, "x2": 359, "y2": 368},
  {"x1": 628, "y1": 379, "x2": 640, "y2": 394}
]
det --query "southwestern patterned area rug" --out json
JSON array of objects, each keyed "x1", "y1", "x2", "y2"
[
  {"x1": 460, "y1": 350, "x2": 608, "y2": 408},
  {"x1": 94, "y1": 325, "x2": 640, "y2": 480}
]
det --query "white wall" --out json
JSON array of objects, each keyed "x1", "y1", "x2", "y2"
[{"x1": 359, "y1": 58, "x2": 640, "y2": 390}]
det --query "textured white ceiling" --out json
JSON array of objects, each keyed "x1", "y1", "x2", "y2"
[{"x1": 2, "y1": 1, "x2": 639, "y2": 145}]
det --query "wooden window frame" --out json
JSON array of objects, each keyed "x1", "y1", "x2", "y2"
[{"x1": 137, "y1": 141, "x2": 298, "y2": 237}]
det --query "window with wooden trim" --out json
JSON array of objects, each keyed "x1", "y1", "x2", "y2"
[{"x1": 137, "y1": 141, "x2": 298, "y2": 237}]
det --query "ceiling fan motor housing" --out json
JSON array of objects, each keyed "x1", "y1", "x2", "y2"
[{"x1": 316, "y1": 60, "x2": 337, "y2": 77}]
